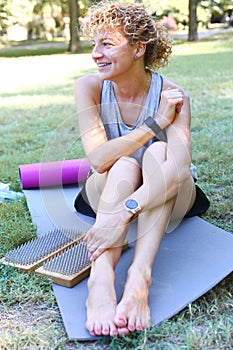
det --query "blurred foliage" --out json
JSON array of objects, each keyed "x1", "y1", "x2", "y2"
[
  {"x1": 152, "y1": 0, "x2": 232, "y2": 28},
  {"x1": 0, "y1": 0, "x2": 90, "y2": 32},
  {"x1": 0, "y1": 0, "x2": 232, "y2": 33}
]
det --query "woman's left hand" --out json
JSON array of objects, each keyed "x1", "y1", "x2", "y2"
[
  {"x1": 157, "y1": 88, "x2": 184, "y2": 128},
  {"x1": 83, "y1": 206, "x2": 131, "y2": 261}
]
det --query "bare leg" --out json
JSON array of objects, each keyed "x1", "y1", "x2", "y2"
[
  {"x1": 85, "y1": 157, "x2": 141, "y2": 336},
  {"x1": 84, "y1": 157, "x2": 141, "y2": 260},
  {"x1": 85, "y1": 145, "x2": 195, "y2": 336},
  {"x1": 114, "y1": 200, "x2": 174, "y2": 335},
  {"x1": 114, "y1": 142, "x2": 196, "y2": 335}
]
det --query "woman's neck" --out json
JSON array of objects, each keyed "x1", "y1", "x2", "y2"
[
  {"x1": 112, "y1": 69, "x2": 151, "y2": 103},
  {"x1": 111, "y1": 69, "x2": 152, "y2": 126}
]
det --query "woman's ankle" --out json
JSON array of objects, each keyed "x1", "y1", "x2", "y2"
[{"x1": 127, "y1": 263, "x2": 152, "y2": 287}]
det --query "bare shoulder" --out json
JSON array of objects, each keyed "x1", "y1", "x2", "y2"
[
  {"x1": 75, "y1": 74, "x2": 102, "y2": 103},
  {"x1": 162, "y1": 77, "x2": 189, "y2": 97},
  {"x1": 75, "y1": 73, "x2": 102, "y2": 89}
]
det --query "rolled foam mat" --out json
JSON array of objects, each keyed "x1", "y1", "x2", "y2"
[{"x1": 19, "y1": 158, "x2": 91, "y2": 189}]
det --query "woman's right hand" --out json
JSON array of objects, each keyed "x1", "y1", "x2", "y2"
[{"x1": 156, "y1": 88, "x2": 184, "y2": 129}]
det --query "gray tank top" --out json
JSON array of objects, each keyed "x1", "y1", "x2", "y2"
[{"x1": 100, "y1": 72, "x2": 163, "y2": 165}]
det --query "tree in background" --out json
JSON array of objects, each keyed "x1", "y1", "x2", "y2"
[
  {"x1": 152, "y1": 0, "x2": 232, "y2": 41},
  {"x1": 152, "y1": 0, "x2": 206, "y2": 37},
  {"x1": 200, "y1": 0, "x2": 233, "y2": 25},
  {"x1": 0, "y1": 0, "x2": 9, "y2": 33},
  {"x1": 1, "y1": 0, "x2": 35, "y2": 31},
  {"x1": 0, "y1": 0, "x2": 232, "y2": 48},
  {"x1": 68, "y1": 0, "x2": 82, "y2": 52},
  {"x1": 189, "y1": 0, "x2": 198, "y2": 41},
  {"x1": 0, "y1": 0, "x2": 83, "y2": 51}
]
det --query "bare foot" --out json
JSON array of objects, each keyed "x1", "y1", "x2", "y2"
[
  {"x1": 85, "y1": 263, "x2": 118, "y2": 336},
  {"x1": 84, "y1": 204, "x2": 132, "y2": 261},
  {"x1": 114, "y1": 268, "x2": 151, "y2": 335}
]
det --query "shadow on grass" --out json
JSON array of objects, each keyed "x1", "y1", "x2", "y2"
[{"x1": 0, "y1": 43, "x2": 92, "y2": 58}]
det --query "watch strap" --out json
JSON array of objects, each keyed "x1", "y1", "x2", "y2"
[{"x1": 144, "y1": 116, "x2": 167, "y2": 142}]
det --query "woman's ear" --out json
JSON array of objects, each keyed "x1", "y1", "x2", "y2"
[{"x1": 134, "y1": 42, "x2": 146, "y2": 60}]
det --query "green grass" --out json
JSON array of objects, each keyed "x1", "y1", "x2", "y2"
[
  {"x1": 0, "y1": 40, "x2": 92, "y2": 58},
  {"x1": 0, "y1": 45, "x2": 68, "y2": 57},
  {"x1": 0, "y1": 32, "x2": 232, "y2": 349}
]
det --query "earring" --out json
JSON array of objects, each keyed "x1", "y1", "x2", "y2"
[{"x1": 135, "y1": 55, "x2": 139, "y2": 60}]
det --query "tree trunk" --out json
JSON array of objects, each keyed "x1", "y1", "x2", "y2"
[
  {"x1": 188, "y1": 0, "x2": 198, "y2": 41},
  {"x1": 68, "y1": 0, "x2": 82, "y2": 53}
]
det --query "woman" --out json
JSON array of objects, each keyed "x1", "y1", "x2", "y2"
[{"x1": 74, "y1": 1, "x2": 209, "y2": 337}]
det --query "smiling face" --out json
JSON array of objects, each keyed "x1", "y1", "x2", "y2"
[
  {"x1": 91, "y1": 29, "x2": 137, "y2": 81},
  {"x1": 83, "y1": 2, "x2": 172, "y2": 71}
]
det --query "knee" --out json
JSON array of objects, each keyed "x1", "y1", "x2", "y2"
[
  {"x1": 143, "y1": 142, "x2": 167, "y2": 167},
  {"x1": 108, "y1": 156, "x2": 141, "y2": 184}
]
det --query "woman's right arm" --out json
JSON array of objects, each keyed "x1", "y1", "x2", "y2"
[{"x1": 75, "y1": 75, "x2": 156, "y2": 173}]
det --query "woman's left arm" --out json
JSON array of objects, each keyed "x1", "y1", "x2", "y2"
[{"x1": 164, "y1": 78, "x2": 192, "y2": 183}]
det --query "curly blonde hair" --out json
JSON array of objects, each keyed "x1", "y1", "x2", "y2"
[{"x1": 82, "y1": 1, "x2": 172, "y2": 71}]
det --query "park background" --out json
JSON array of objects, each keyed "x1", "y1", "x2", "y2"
[
  {"x1": 0, "y1": 0, "x2": 233, "y2": 349},
  {"x1": 1, "y1": 0, "x2": 233, "y2": 48}
]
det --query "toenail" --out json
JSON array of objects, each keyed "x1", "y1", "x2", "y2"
[
  {"x1": 90, "y1": 331, "x2": 95, "y2": 336},
  {"x1": 128, "y1": 325, "x2": 134, "y2": 331},
  {"x1": 119, "y1": 317, "x2": 126, "y2": 322}
]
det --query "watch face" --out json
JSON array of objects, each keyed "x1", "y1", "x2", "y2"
[{"x1": 125, "y1": 199, "x2": 138, "y2": 209}]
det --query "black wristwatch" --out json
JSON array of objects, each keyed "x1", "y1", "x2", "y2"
[
  {"x1": 124, "y1": 199, "x2": 141, "y2": 215},
  {"x1": 144, "y1": 116, "x2": 167, "y2": 142}
]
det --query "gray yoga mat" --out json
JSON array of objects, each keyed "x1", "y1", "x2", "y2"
[{"x1": 23, "y1": 185, "x2": 233, "y2": 341}]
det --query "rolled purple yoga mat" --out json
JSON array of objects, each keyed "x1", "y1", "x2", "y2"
[{"x1": 19, "y1": 158, "x2": 91, "y2": 189}]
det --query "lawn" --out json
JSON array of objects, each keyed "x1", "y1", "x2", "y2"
[{"x1": 0, "y1": 31, "x2": 232, "y2": 349}]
